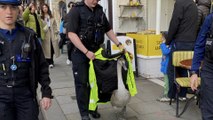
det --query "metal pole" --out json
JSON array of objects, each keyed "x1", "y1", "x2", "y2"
[
  {"x1": 156, "y1": 0, "x2": 161, "y2": 35},
  {"x1": 49, "y1": 0, "x2": 52, "y2": 11}
]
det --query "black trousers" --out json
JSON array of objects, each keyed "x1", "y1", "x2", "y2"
[
  {"x1": 67, "y1": 42, "x2": 73, "y2": 61},
  {"x1": 200, "y1": 60, "x2": 213, "y2": 120},
  {"x1": 71, "y1": 50, "x2": 90, "y2": 117},
  {"x1": 0, "y1": 86, "x2": 39, "y2": 120},
  {"x1": 46, "y1": 41, "x2": 54, "y2": 65}
]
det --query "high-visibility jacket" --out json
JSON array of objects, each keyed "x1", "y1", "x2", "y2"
[{"x1": 89, "y1": 48, "x2": 137, "y2": 110}]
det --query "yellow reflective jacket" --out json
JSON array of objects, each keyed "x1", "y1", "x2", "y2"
[{"x1": 89, "y1": 48, "x2": 137, "y2": 110}]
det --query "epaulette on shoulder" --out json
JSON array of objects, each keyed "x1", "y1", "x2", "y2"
[{"x1": 73, "y1": 2, "x2": 84, "y2": 7}]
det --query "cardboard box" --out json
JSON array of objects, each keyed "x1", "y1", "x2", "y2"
[{"x1": 127, "y1": 33, "x2": 162, "y2": 56}]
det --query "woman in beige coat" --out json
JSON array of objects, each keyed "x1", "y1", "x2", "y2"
[{"x1": 41, "y1": 3, "x2": 60, "y2": 68}]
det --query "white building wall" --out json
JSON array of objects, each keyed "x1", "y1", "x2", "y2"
[
  {"x1": 112, "y1": 0, "x2": 175, "y2": 33},
  {"x1": 147, "y1": 0, "x2": 174, "y2": 31},
  {"x1": 99, "y1": 0, "x2": 109, "y2": 18}
]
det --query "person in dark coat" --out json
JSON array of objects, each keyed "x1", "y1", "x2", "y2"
[
  {"x1": 195, "y1": 0, "x2": 211, "y2": 35},
  {"x1": 166, "y1": 0, "x2": 198, "y2": 100}
]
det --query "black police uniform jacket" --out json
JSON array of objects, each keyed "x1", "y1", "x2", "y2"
[
  {"x1": 66, "y1": 2, "x2": 111, "y2": 52},
  {"x1": 0, "y1": 23, "x2": 52, "y2": 99}
]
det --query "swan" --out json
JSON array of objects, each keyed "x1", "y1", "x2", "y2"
[{"x1": 110, "y1": 57, "x2": 131, "y2": 108}]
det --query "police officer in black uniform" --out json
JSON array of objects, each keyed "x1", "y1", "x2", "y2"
[
  {"x1": 66, "y1": 0, "x2": 124, "y2": 120},
  {"x1": 0, "y1": 0, "x2": 53, "y2": 120}
]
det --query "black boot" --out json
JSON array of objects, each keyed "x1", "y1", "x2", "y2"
[
  {"x1": 89, "y1": 110, "x2": 101, "y2": 118},
  {"x1": 81, "y1": 115, "x2": 91, "y2": 120}
]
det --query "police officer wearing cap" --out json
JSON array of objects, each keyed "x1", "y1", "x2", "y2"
[
  {"x1": 66, "y1": 0, "x2": 124, "y2": 120},
  {"x1": 190, "y1": 12, "x2": 213, "y2": 119},
  {"x1": 0, "y1": 0, "x2": 53, "y2": 120}
]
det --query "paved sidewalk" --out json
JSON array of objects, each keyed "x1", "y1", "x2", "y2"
[{"x1": 41, "y1": 53, "x2": 202, "y2": 120}]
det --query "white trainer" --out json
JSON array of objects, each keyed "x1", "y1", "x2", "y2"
[
  {"x1": 49, "y1": 64, "x2": 54, "y2": 68},
  {"x1": 66, "y1": 59, "x2": 71, "y2": 65}
]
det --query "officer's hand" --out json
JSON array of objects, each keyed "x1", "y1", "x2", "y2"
[
  {"x1": 190, "y1": 74, "x2": 199, "y2": 91},
  {"x1": 40, "y1": 97, "x2": 52, "y2": 110},
  {"x1": 86, "y1": 51, "x2": 95, "y2": 60}
]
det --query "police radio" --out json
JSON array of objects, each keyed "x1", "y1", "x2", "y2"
[
  {"x1": 21, "y1": 42, "x2": 31, "y2": 59},
  {"x1": 21, "y1": 35, "x2": 31, "y2": 59}
]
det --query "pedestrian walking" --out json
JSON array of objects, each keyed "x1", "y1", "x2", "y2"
[
  {"x1": 195, "y1": 0, "x2": 211, "y2": 35},
  {"x1": 0, "y1": 0, "x2": 53, "y2": 120},
  {"x1": 41, "y1": 3, "x2": 60, "y2": 68},
  {"x1": 63, "y1": 1, "x2": 75, "y2": 65}
]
